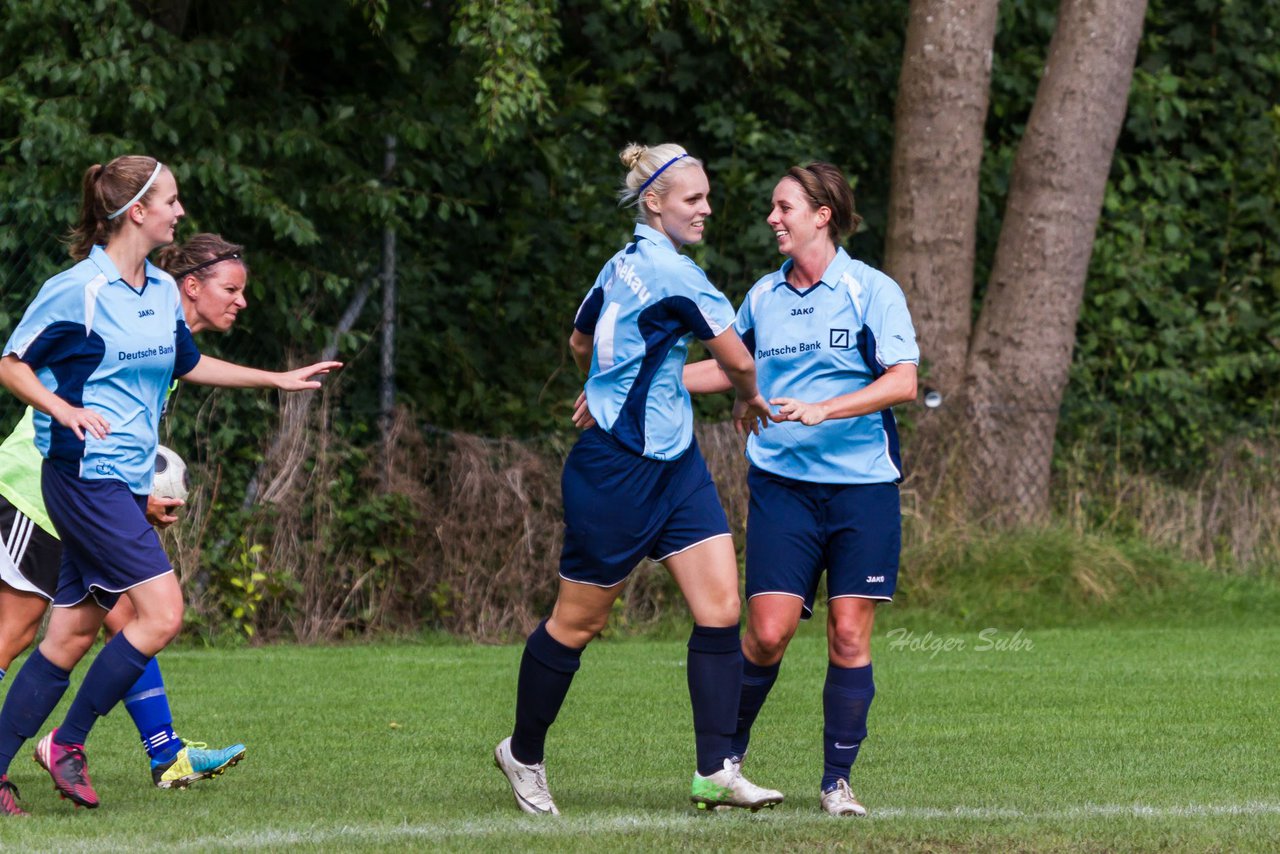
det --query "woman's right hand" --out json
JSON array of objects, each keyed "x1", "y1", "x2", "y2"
[
  {"x1": 571, "y1": 391, "x2": 596, "y2": 429},
  {"x1": 733, "y1": 392, "x2": 774, "y2": 436},
  {"x1": 51, "y1": 402, "x2": 110, "y2": 441}
]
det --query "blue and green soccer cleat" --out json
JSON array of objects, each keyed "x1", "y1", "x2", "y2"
[{"x1": 151, "y1": 740, "x2": 246, "y2": 789}]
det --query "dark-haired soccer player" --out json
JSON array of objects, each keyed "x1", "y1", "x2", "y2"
[
  {"x1": 686, "y1": 162, "x2": 918, "y2": 817},
  {"x1": 0, "y1": 155, "x2": 338, "y2": 815}
]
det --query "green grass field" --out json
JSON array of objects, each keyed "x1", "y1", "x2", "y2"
[{"x1": 1, "y1": 618, "x2": 1277, "y2": 851}]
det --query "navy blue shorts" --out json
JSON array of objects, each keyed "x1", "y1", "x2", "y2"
[
  {"x1": 559, "y1": 428, "x2": 731, "y2": 588},
  {"x1": 745, "y1": 466, "x2": 900, "y2": 617},
  {"x1": 42, "y1": 460, "x2": 172, "y2": 610}
]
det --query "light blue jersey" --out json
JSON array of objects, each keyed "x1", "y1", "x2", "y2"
[
  {"x1": 574, "y1": 224, "x2": 735, "y2": 460},
  {"x1": 736, "y1": 247, "x2": 918, "y2": 484},
  {"x1": 3, "y1": 245, "x2": 201, "y2": 495}
]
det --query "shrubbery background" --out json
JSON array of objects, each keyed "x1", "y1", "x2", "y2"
[{"x1": 1, "y1": 0, "x2": 1276, "y2": 640}]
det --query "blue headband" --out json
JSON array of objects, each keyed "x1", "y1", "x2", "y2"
[
  {"x1": 637, "y1": 153, "x2": 690, "y2": 196},
  {"x1": 107, "y1": 162, "x2": 164, "y2": 220}
]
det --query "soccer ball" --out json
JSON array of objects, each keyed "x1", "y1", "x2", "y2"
[{"x1": 152, "y1": 445, "x2": 190, "y2": 502}]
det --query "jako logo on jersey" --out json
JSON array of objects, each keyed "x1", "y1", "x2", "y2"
[
  {"x1": 615, "y1": 260, "x2": 651, "y2": 303},
  {"x1": 830, "y1": 329, "x2": 850, "y2": 349},
  {"x1": 790, "y1": 306, "x2": 814, "y2": 316},
  {"x1": 866, "y1": 575, "x2": 885, "y2": 583},
  {"x1": 138, "y1": 308, "x2": 155, "y2": 318}
]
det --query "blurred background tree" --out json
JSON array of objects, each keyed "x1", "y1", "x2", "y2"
[{"x1": 1, "y1": 0, "x2": 1276, "y2": 638}]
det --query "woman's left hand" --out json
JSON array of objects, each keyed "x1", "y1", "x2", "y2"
[
  {"x1": 276, "y1": 361, "x2": 343, "y2": 391},
  {"x1": 146, "y1": 495, "x2": 184, "y2": 528},
  {"x1": 733, "y1": 393, "x2": 775, "y2": 436},
  {"x1": 770, "y1": 397, "x2": 829, "y2": 426}
]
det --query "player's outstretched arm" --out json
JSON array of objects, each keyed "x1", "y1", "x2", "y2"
[
  {"x1": 180, "y1": 355, "x2": 342, "y2": 391},
  {"x1": 0, "y1": 354, "x2": 111, "y2": 440}
]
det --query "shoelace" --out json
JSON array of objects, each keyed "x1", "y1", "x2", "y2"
[{"x1": 530, "y1": 765, "x2": 549, "y2": 791}]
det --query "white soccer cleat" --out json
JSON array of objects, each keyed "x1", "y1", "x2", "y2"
[
  {"x1": 690, "y1": 757, "x2": 784, "y2": 811},
  {"x1": 494, "y1": 737, "x2": 559, "y2": 816},
  {"x1": 820, "y1": 778, "x2": 868, "y2": 817}
]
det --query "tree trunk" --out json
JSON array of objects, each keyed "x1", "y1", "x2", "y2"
[
  {"x1": 884, "y1": 0, "x2": 1000, "y2": 403},
  {"x1": 964, "y1": 0, "x2": 1148, "y2": 524}
]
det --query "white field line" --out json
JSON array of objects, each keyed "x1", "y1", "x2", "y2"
[{"x1": 18, "y1": 802, "x2": 1280, "y2": 853}]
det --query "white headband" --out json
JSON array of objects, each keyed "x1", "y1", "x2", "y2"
[{"x1": 106, "y1": 162, "x2": 164, "y2": 220}]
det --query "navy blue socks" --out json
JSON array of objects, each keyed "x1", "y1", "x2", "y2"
[
  {"x1": 0, "y1": 648, "x2": 70, "y2": 775},
  {"x1": 511, "y1": 620, "x2": 584, "y2": 765},
  {"x1": 822, "y1": 661, "x2": 875, "y2": 791},
  {"x1": 55, "y1": 633, "x2": 152, "y2": 747},
  {"x1": 730, "y1": 655, "x2": 781, "y2": 758},
  {"x1": 123, "y1": 657, "x2": 180, "y2": 763},
  {"x1": 687, "y1": 623, "x2": 743, "y2": 776}
]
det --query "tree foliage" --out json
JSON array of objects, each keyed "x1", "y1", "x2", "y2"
[
  {"x1": 1065, "y1": 0, "x2": 1280, "y2": 471},
  {"x1": 1, "y1": 0, "x2": 1277, "y2": 634}
]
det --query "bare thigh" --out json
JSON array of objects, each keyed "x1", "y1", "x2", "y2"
[
  {"x1": 664, "y1": 535, "x2": 740, "y2": 628},
  {"x1": 0, "y1": 582, "x2": 51, "y2": 670}
]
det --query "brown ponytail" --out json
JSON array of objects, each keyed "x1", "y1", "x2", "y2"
[{"x1": 68, "y1": 155, "x2": 164, "y2": 260}]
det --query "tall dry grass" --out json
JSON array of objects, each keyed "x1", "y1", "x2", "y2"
[
  {"x1": 166, "y1": 399, "x2": 1280, "y2": 643},
  {"x1": 1057, "y1": 436, "x2": 1280, "y2": 575}
]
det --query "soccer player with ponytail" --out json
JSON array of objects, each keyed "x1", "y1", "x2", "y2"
[
  {"x1": 0, "y1": 156, "x2": 338, "y2": 814},
  {"x1": 686, "y1": 162, "x2": 919, "y2": 817},
  {"x1": 494, "y1": 142, "x2": 782, "y2": 815}
]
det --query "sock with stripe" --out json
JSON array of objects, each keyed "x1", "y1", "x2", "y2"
[
  {"x1": 687, "y1": 623, "x2": 743, "y2": 776},
  {"x1": 510, "y1": 620, "x2": 584, "y2": 765},
  {"x1": 0, "y1": 648, "x2": 70, "y2": 775},
  {"x1": 822, "y1": 662, "x2": 875, "y2": 791},
  {"x1": 55, "y1": 633, "x2": 152, "y2": 748},
  {"x1": 123, "y1": 657, "x2": 181, "y2": 764}
]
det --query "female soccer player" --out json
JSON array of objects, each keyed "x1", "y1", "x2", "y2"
[
  {"x1": 494, "y1": 143, "x2": 781, "y2": 816},
  {"x1": 0, "y1": 233, "x2": 263, "y2": 817},
  {"x1": 685, "y1": 162, "x2": 919, "y2": 817},
  {"x1": 0, "y1": 156, "x2": 339, "y2": 814}
]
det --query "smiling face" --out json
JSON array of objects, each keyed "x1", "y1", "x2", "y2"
[
  {"x1": 136, "y1": 169, "x2": 185, "y2": 249},
  {"x1": 767, "y1": 176, "x2": 831, "y2": 258},
  {"x1": 645, "y1": 165, "x2": 712, "y2": 249},
  {"x1": 182, "y1": 261, "x2": 248, "y2": 334}
]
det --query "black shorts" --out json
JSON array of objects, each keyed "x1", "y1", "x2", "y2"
[{"x1": 0, "y1": 496, "x2": 61, "y2": 601}]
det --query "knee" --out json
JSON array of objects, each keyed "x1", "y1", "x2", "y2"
[
  {"x1": 57, "y1": 631, "x2": 98, "y2": 664},
  {"x1": 744, "y1": 621, "x2": 794, "y2": 665},
  {"x1": 0, "y1": 622, "x2": 41, "y2": 666},
  {"x1": 156, "y1": 605, "x2": 184, "y2": 646},
  {"x1": 702, "y1": 594, "x2": 740, "y2": 629},
  {"x1": 136, "y1": 602, "x2": 185, "y2": 649},
  {"x1": 546, "y1": 611, "x2": 607, "y2": 649},
  {"x1": 828, "y1": 625, "x2": 871, "y2": 667}
]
